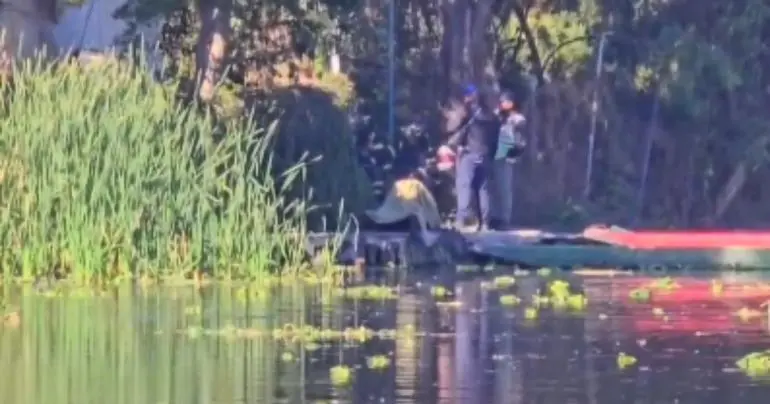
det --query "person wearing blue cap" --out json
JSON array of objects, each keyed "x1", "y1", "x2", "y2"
[
  {"x1": 438, "y1": 83, "x2": 501, "y2": 231},
  {"x1": 491, "y1": 90, "x2": 526, "y2": 229}
]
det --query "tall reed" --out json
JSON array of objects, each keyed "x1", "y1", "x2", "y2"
[{"x1": 0, "y1": 58, "x2": 313, "y2": 281}]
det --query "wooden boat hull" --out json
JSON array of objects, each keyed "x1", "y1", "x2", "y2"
[
  {"x1": 306, "y1": 227, "x2": 770, "y2": 269},
  {"x1": 476, "y1": 244, "x2": 770, "y2": 269}
]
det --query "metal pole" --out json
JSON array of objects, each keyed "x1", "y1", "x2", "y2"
[
  {"x1": 583, "y1": 32, "x2": 607, "y2": 199},
  {"x1": 634, "y1": 90, "x2": 660, "y2": 225},
  {"x1": 387, "y1": 0, "x2": 396, "y2": 144}
]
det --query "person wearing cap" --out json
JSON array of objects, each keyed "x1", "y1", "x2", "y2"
[
  {"x1": 437, "y1": 84, "x2": 501, "y2": 231},
  {"x1": 491, "y1": 91, "x2": 526, "y2": 229}
]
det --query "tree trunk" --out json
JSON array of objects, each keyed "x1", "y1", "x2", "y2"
[
  {"x1": 437, "y1": 0, "x2": 542, "y2": 136},
  {"x1": 438, "y1": 0, "x2": 503, "y2": 134},
  {"x1": 195, "y1": 0, "x2": 231, "y2": 103},
  {"x1": 511, "y1": 1, "x2": 544, "y2": 85}
]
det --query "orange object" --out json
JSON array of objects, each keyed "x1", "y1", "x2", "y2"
[{"x1": 436, "y1": 146, "x2": 456, "y2": 171}]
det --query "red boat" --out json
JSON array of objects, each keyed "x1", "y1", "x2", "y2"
[
  {"x1": 583, "y1": 226, "x2": 770, "y2": 249},
  {"x1": 476, "y1": 225, "x2": 770, "y2": 269}
]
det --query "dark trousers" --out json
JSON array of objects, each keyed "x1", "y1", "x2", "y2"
[
  {"x1": 491, "y1": 159, "x2": 514, "y2": 228},
  {"x1": 455, "y1": 152, "x2": 490, "y2": 229}
]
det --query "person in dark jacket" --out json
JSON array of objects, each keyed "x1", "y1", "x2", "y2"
[
  {"x1": 440, "y1": 84, "x2": 500, "y2": 231},
  {"x1": 491, "y1": 91, "x2": 526, "y2": 229}
]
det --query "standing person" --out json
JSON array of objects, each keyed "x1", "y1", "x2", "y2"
[
  {"x1": 491, "y1": 91, "x2": 527, "y2": 230},
  {"x1": 437, "y1": 84, "x2": 501, "y2": 231}
]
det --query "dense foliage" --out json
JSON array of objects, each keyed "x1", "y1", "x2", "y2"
[
  {"x1": 110, "y1": 0, "x2": 770, "y2": 227},
  {"x1": 0, "y1": 60, "x2": 320, "y2": 280}
]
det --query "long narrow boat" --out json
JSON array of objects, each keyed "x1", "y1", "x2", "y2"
[
  {"x1": 471, "y1": 226, "x2": 770, "y2": 269},
  {"x1": 582, "y1": 226, "x2": 770, "y2": 249}
]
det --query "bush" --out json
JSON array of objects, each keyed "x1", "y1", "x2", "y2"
[{"x1": 0, "y1": 59, "x2": 315, "y2": 281}]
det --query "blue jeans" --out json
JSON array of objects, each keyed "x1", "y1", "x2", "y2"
[
  {"x1": 455, "y1": 152, "x2": 490, "y2": 229},
  {"x1": 492, "y1": 159, "x2": 514, "y2": 228}
]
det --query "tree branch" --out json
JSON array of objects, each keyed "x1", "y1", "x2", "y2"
[{"x1": 512, "y1": 0, "x2": 544, "y2": 85}]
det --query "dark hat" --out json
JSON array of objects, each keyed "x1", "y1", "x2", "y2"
[{"x1": 463, "y1": 84, "x2": 478, "y2": 98}]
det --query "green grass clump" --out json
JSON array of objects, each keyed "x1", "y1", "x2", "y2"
[{"x1": 0, "y1": 59, "x2": 319, "y2": 282}]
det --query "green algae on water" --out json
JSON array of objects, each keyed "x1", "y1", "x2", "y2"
[
  {"x1": 524, "y1": 307, "x2": 538, "y2": 320},
  {"x1": 617, "y1": 352, "x2": 637, "y2": 370},
  {"x1": 335, "y1": 285, "x2": 398, "y2": 300},
  {"x1": 736, "y1": 351, "x2": 770, "y2": 379},
  {"x1": 330, "y1": 365, "x2": 353, "y2": 387},
  {"x1": 366, "y1": 355, "x2": 391, "y2": 370},
  {"x1": 491, "y1": 275, "x2": 516, "y2": 289},
  {"x1": 430, "y1": 285, "x2": 449, "y2": 298},
  {"x1": 629, "y1": 288, "x2": 651, "y2": 302},
  {"x1": 499, "y1": 294, "x2": 521, "y2": 307}
]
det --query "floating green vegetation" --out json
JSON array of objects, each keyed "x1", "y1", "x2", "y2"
[
  {"x1": 548, "y1": 279, "x2": 570, "y2": 296},
  {"x1": 537, "y1": 279, "x2": 587, "y2": 312},
  {"x1": 499, "y1": 294, "x2": 521, "y2": 307},
  {"x1": 173, "y1": 324, "x2": 404, "y2": 342},
  {"x1": 330, "y1": 365, "x2": 353, "y2": 387},
  {"x1": 179, "y1": 324, "x2": 429, "y2": 344},
  {"x1": 566, "y1": 294, "x2": 587, "y2": 311},
  {"x1": 532, "y1": 293, "x2": 550, "y2": 307},
  {"x1": 492, "y1": 275, "x2": 516, "y2": 289},
  {"x1": 629, "y1": 288, "x2": 651, "y2": 302},
  {"x1": 736, "y1": 351, "x2": 770, "y2": 379},
  {"x1": 0, "y1": 55, "x2": 348, "y2": 284},
  {"x1": 536, "y1": 267, "x2": 553, "y2": 277},
  {"x1": 335, "y1": 285, "x2": 398, "y2": 300},
  {"x1": 280, "y1": 351, "x2": 296, "y2": 363},
  {"x1": 617, "y1": 352, "x2": 638, "y2": 370},
  {"x1": 305, "y1": 342, "x2": 321, "y2": 351},
  {"x1": 524, "y1": 307, "x2": 538, "y2": 320},
  {"x1": 271, "y1": 325, "x2": 394, "y2": 343},
  {"x1": 366, "y1": 355, "x2": 391, "y2": 370},
  {"x1": 430, "y1": 285, "x2": 449, "y2": 298}
]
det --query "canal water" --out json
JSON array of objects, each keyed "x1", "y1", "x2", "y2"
[{"x1": 1, "y1": 271, "x2": 770, "y2": 403}]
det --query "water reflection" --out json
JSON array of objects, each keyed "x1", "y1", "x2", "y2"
[{"x1": 1, "y1": 272, "x2": 770, "y2": 404}]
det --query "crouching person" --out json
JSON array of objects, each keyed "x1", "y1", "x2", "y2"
[{"x1": 491, "y1": 91, "x2": 526, "y2": 230}]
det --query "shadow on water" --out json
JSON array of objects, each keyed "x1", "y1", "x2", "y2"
[{"x1": 2, "y1": 270, "x2": 770, "y2": 403}]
